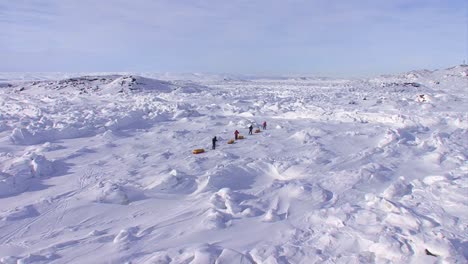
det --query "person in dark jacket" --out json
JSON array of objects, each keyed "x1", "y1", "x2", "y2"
[
  {"x1": 234, "y1": 130, "x2": 240, "y2": 140},
  {"x1": 248, "y1": 124, "x2": 253, "y2": 135},
  {"x1": 262, "y1": 121, "x2": 267, "y2": 130},
  {"x1": 212, "y1": 136, "x2": 218, "y2": 149}
]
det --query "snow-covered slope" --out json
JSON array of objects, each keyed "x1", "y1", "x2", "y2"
[
  {"x1": 0, "y1": 66, "x2": 466, "y2": 263},
  {"x1": 9, "y1": 75, "x2": 177, "y2": 95}
]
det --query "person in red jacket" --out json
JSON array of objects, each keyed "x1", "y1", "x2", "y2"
[
  {"x1": 262, "y1": 121, "x2": 267, "y2": 130},
  {"x1": 234, "y1": 130, "x2": 240, "y2": 140}
]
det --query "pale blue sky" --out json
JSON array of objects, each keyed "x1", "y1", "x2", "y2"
[{"x1": 1, "y1": 0, "x2": 467, "y2": 76}]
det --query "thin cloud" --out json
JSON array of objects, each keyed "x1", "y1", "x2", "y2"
[{"x1": 1, "y1": 0, "x2": 466, "y2": 75}]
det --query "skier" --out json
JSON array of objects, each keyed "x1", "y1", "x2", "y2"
[
  {"x1": 212, "y1": 136, "x2": 218, "y2": 150},
  {"x1": 234, "y1": 130, "x2": 240, "y2": 140},
  {"x1": 248, "y1": 124, "x2": 253, "y2": 135},
  {"x1": 262, "y1": 121, "x2": 267, "y2": 130}
]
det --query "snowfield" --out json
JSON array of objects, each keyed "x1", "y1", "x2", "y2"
[{"x1": 0, "y1": 66, "x2": 467, "y2": 263}]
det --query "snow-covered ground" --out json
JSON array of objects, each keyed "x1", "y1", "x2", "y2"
[{"x1": 0, "y1": 66, "x2": 467, "y2": 263}]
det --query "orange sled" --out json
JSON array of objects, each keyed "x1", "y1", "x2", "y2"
[{"x1": 192, "y1": 149, "x2": 205, "y2": 154}]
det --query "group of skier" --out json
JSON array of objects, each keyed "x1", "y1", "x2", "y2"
[{"x1": 212, "y1": 121, "x2": 267, "y2": 150}]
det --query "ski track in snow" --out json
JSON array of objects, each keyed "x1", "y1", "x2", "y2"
[{"x1": 0, "y1": 67, "x2": 467, "y2": 263}]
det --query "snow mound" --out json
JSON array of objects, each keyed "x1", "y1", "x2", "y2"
[
  {"x1": 7, "y1": 93, "x2": 176, "y2": 145},
  {"x1": 0, "y1": 205, "x2": 39, "y2": 221},
  {"x1": 145, "y1": 169, "x2": 197, "y2": 194},
  {"x1": 143, "y1": 245, "x2": 253, "y2": 264},
  {"x1": 202, "y1": 208, "x2": 231, "y2": 229},
  {"x1": 356, "y1": 163, "x2": 394, "y2": 191},
  {"x1": 1, "y1": 253, "x2": 59, "y2": 264},
  {"x1": 10, "y1": 124, "x2": 95, "y2": 146},
  {"x1": 173, "y1": 108, "x2": 202, "y2": 119},
  {"x1": 92, "y1": 181, "x2": 144, "y2": 205},
  {"x1": 289, "y1": 129, "x2": 324, "y2": 144},
  {"x1": 0, "y1": 152, "x2": 55, "y2": 197},
  {"x1": 382, "y1": 177, "x2": 413, "y2": 199},
  {"x1": 198, "y1": 165, "x2": 257, "y2": 192},
  {"x1": 113, "y1": 227, "x2": 139, "y2": 244}
]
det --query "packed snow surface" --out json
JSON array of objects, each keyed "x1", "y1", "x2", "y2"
[{"x1": 0, "y1": 67, "x2": 467, "y2": 263}]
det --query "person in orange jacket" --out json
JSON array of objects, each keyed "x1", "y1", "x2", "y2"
[{"x1": 234, "y1": 130, "x2": 240, "y2": 140}]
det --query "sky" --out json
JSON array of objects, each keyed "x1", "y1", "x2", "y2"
[{"x1": 0, "y1": 0, "x2": 467, "y2": 76}]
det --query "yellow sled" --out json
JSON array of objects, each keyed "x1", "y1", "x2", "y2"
[
  {"x1": 227, "y1": 139, "x2": 235, "y2": 144},
  {"x1": 238, "y1": 135, "x2": 245, "y2": 139},
  {"x1": 192, "y1": 149, "x2": 205, "y2": 154},
  {"x1": 255, "y1": 129, "x2": 261, "y2": 133}
]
